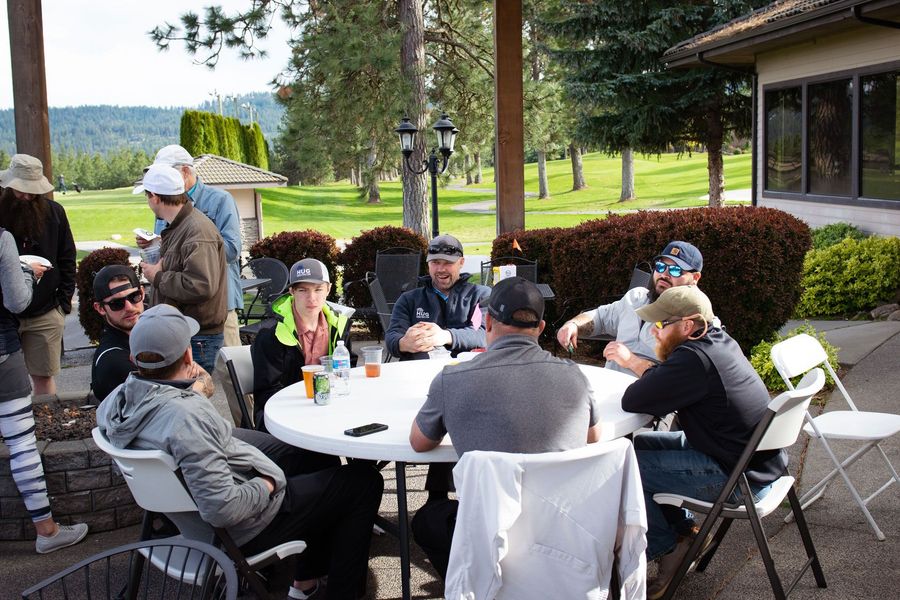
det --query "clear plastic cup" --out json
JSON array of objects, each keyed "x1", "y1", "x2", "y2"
[
  {"x1": 361, "y1": 346, "x2": 383, "y2": 378},
  {"x1": 428, "y1": 346, "x2": 451, "y2": 362},
  {"x1": 301, "y1": 365, "x2": 324, "y2": 399},
  {"x1": 319, "y1": 356, "x2": 333, "y2": 373}
]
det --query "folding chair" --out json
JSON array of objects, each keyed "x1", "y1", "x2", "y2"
[
  {"x1": 92, "y1": 428, "x2": 306, "y2": 600},
  {"x1": 21, "y1": 538, "x2": 239, "y2": 600},
  {"x1": 218, "y1": 345, "x2": 255, "y2": 429},
  {"x1": 770, "y1": 333, "x2": 900, "y2": 541},
  {"x1": 653, "y1": 368, "x2": 828, "y2": 600}
]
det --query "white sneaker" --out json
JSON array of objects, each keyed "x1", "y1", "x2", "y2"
[{"x1": 36, "y1": 523, "x2": 89, "y2": 554}]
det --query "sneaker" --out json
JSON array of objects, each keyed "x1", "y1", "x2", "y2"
[
  {"x1": 35, "y1": 522, "x2": 89, "y2": 554},
  {"x1": 287, "y1": 579, "x2": 325, "y2": 599},
  {"x1": 647, "y1": 529, "x2": 714, "y2": 600}
]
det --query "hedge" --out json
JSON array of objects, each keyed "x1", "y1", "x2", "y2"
[
  {"x1": 249, "y1": 230, "x2": 340, "y2": 300},
  {"x1": 180, "y1": 110, "x2": 269, "y2": 169},
  {"x1": 76, "y1": 248, "x2": 134, "y2": 343}
]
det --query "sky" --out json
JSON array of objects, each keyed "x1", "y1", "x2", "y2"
[{"x1": 0, "y1": 1, "x2": 293, "y2": 109}]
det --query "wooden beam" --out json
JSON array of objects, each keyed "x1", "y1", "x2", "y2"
[
  {"x1": 8, "y1": 0, "x2": 53, "y2": 180},
  {"x1": 494, "y1": 0, "x2": 525, "y2": 235}
]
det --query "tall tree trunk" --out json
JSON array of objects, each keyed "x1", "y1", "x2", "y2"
[
  {"x1": 399, "y1": 0, "x2": 428, "y2": 238},
  {"x1": 569, "y1": 142, "x2": 586, "y2": 190},
  {"x1": 537, "y1": 150, "x2": 549, "y2": 199},
  {"x1": 366, "y1": 142, "x2": 381, "y2": 203},
  {"x1": 464, "y1": 153, "x2": 473, "y2": 185},
  {"x1": 349, "y1": 167, "x2": 357, "y2": 186},
  {"x1": 620, "y1": 147, "x2": 635, "y2": 201},
  {"x1": 474, "y1": 151, "x2": 482, "y2": 183},
  {"x1": 706, "y1": 109, "x2": 725, "y2": 208}
]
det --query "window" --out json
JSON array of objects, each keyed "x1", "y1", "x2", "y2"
[
  {"x1": 765, "y1": 88, "x2": 802, "y2": 192},
  {"x1": 808, "y1": 79, "x2": 852, "y2": 196},
  {"x1": 861, "y1": 70, "x2": 900, "y2": 201}
]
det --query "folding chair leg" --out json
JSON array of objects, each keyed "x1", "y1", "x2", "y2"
[
  {"x1": 660, "y1": 505, "x2": 725, "y2": 600},
  {"x1": 695, "y1": 517, "x2": 733, "y2": 573},
  {"x1": 787, "y1": 487, "x2": 827, "y2": 589},
  {"x1": 215, "y1": 527, "x2": 275, "y2": 599},
  {"x1": 740, "y1": 478, "x2": 786, "y2": 600}
]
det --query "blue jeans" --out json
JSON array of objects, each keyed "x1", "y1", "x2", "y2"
[
  {"x1": 191, "y1": 334, "x2": 224, "y2": 374},
  {"x1": 634, "y1": 431, "x2": 771, "y2": 560}
]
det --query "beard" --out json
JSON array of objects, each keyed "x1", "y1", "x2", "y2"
[
  {"x1": 654, "y1": 331, "x2": 687, "y2": 362},
  {"x1": 0, "y1": 188, "x2": 49, "y2": 242}
]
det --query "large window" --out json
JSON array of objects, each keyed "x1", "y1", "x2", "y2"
[
  {"x1": 763, "y1": 63, "x2": 900, "y2": 205},
  {"x1": 861, "y1": 70, "x2": 900, "y2": 200}
]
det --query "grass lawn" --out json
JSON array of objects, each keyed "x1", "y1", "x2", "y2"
[{"x1": 58, "y1": 151, "x2": 750, "y2": 245}]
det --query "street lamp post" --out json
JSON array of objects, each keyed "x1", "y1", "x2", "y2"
[{"x1": 396, "y1": 113, "x2": 459, "y2": 239}]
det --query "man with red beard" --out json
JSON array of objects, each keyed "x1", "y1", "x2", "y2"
[
  {"x1": 620, "y1": 286, "x2": 785, "y2": 599},
  {"x1": 0, "y1": 154, "x2": 76, "y2": 397},
  {"x1": 556, "y1": 241, "x2": 704, "y2": 377}
]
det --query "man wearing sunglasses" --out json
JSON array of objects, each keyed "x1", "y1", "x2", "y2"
[
  {"x1": 620, "y1": 286, "x2": 785, "y2": 599},
  {"x1": 556, "y1": 241, "x2": 704, "y2": 377},
  {"x1": 91, "y1": 265, "x2": 214, "y2": 403}
]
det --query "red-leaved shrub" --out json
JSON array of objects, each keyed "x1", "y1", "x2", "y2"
[{"x1": 76, "y1": 248, "x2": 133, "y2": 343}]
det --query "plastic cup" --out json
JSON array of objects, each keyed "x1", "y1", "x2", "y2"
[
  {"x1": 428, "y1": 346, "x2": 451, "y2": 362},
  {"x1": 319, "y1": 356, "x2": 333, "y2": 373},
  {"x1": 361, "y1": 346, "x2": 383, "y2": 378},
  {"x1": 301, "y1": 365, "x2": 324, "y2": 399}
]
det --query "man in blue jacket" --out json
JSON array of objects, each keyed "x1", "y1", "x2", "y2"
[{"x1": 386, "y1": 234, "x2": 490, "y2": 360}]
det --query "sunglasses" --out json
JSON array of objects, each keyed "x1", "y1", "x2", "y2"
[
  {"x1": 103, "y1": 290, "x2": 143, "y2": 311},
  {"x1": 653, "y1": 318, "x2": 682, "y2": 330},
  {"x1": 429, "y1": 244, "x2": 462, "y2": 256},
  {"x1": 654, "y1": 261, "x2": 692, "y2": 278}
]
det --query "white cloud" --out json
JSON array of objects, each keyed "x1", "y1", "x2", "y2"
[{"x1": 0, "y1": 0, "x2": 293, "y2": 109}]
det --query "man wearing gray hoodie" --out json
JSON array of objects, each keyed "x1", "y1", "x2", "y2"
[{"x1": 97, "y1": 304, "x2": 384, "y2": 600}]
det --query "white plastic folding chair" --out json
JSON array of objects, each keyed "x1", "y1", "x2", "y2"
[
  {"x1": 93, "y1": 428, "x2": 306, "y2": 599},
  {"x1": 770, "y1": 333, "x2": 900, "y2": 541},
  {"x1": 653, "y1": 368, "x2": 828, "y2": 600},
  {"x1": 218, "y1": 345, "x2": 255, "y2": 429}
]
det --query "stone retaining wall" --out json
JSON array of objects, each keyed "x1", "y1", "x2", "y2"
[{"x1": 0, "y1": 437, "x2": 141, "y2": 541}]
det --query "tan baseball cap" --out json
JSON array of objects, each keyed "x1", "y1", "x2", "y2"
[{"x1": 635, "y1": 285, "x2": 714, "y2": 324}]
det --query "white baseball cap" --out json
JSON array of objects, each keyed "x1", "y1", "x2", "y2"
[
  {"x1": 153, "y1": 144, "x2": 194, "y2": 167},
  {"x1": 133, "y1": 164, "x2": 185, "y2": 196}
]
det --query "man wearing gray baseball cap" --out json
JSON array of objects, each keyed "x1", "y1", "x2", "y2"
[{"x1": 96, "y1": 304, "x2": 384, "y2": 599}]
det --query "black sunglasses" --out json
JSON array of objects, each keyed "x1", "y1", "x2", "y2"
[
  {"x1": 103, "y1": 290, "x2": 143, "y2": 311},
  {"x1": 429, "y1": 244, "x2": 462, "y2": 256},
  {"x1": 654, "y1": 261, "x2": 693, "y2": 278}
]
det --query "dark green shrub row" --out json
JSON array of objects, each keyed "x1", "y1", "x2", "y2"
[
  {"x1": 180, "y1": 110, "x2": 269, "y2": 170},
  {"x1": 76, "y1": 248, "x2": 133, "y2": 343},
  {"x1": 795, "y1": 236, "x2": 900, "y2": 318},
  {"x1": 811, "y1": 222, "x2": 867, "y2": 250},
  {"x1": 503, "y1": 207, "x2": 810, "y2": 352}
]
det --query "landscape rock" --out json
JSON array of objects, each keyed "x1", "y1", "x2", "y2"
[
  {"x1": 870, "y1": 303, "x2": 899, "y2": 319},
  {"x1": 888, "y1": 310, "x2": 900, "y2": 322}
]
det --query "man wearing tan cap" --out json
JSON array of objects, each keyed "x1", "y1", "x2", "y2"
[
  {"x1": 620, "y1": 286, "x2": 785, "y2": 599},
  {"x1": 0, "y1": 154, "x2": 76, "y2": 396}
]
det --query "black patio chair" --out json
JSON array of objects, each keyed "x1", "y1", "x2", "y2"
[
  {"x1": 239, "y1": 257, "x2": 289, "y2": 325},
  {"x1": 375, "y1": 247, "x2": 422, "y2": 310}
]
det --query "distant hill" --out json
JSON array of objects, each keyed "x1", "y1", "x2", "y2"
[{"x1": 0, "y1": 92, "x2": 283, "y2": 156}]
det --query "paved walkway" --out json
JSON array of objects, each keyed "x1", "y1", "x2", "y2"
[{"x1": 4, "y1": 319, "x2": 898, "y2": 598}]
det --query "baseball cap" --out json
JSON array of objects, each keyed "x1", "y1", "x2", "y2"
[
  {"x1": 635, "y1": 285, "x2": 714, "y2": 324},
  {"x1": 654, "y1": 241, "x2": 703, "y2": 272},
  {"x1": 92, "y1": 265, "x2": 140, "y2": 301},
  {"x1": 153, "y1": 145, "x2": 194, "y2": 168},
  {"x1": 132, "y1": 164, "x2": 185, "y2": 196},
  {"x1": 427, "y1": 234, "x2": 464, "y2": 262},
  {"x1": 130, "y1": 304, "x2": 199, "y2": 369},
  {"x1": 479, "y1": 276, "x2": 545, "y2": 328},
  {"x1": 288, "y1": 258, "x2": 330, "y2": 286}
]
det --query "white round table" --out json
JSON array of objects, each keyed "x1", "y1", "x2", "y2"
[{"x1": 265, "y1": 359, "x2": 649, "y2": 600}]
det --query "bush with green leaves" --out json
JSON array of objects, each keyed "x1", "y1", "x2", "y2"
[
  {"x1": 750, "y1": 323, "x2": 839, "y2": 391},
  {"x1": 795, "y1": 236, "x2": 900, "y2": 317},
  {"x1": 811, "y1": 222, "x2": 867, "y2": 250}
]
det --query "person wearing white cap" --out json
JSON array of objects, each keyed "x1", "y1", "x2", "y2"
[
  {"x1": 135, "y1": 145, "x2": 244, "y2": 348},
  {"x1": 0, "y1": 153, "x2": 76, "y2": 397},
  {"x1": 136, "y1": 164, "x2": 228, "y2": 373},
  {"x1": 96, "y1": 304, "x2": 384, "y2": 600}
]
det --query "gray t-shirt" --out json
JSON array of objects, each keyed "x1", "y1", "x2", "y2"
[{"x1": 415, "y1": 334, "x2": 599, "y2": 456}]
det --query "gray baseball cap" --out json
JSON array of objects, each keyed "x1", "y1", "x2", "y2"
[
  {"x1": 130, "y1": 304, "x2": 199, "y2": 369},
  {"x1": 288, "y1": 258, "x2": 330, "y2": 286}
]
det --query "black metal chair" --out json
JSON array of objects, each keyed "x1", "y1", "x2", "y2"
[
  {"x1": 375, "y1": 247, "x2": 422, "y2": 311},
  {"x1": 239, "y1": 257, "x2": 289, "y2": 325},
  {"x1": 365, "y1": 272, "x2": 395, "y2": 362},
  {"x1": 480, "y1": 256, "x2": 538, "y2": 286},
  {"x1": 21, "y1": 538, "x2": 239, "y2": 600}
]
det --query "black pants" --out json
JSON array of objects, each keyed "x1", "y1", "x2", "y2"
[
  {"x1": 234, "y1": 429, "x2": 384, "y2": 599},
  {"x1": 411, "y1": 498, "x2": 459, "y2": 581}
]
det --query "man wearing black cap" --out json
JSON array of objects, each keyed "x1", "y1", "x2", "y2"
[
  {"x1": 386, "y1": 234, "x2": 490, "y2": 360},
  {"x1": 408, "y1": 277, "x2": 601, "y2": 579},
  {"x1": 557, "y1": 241, "x2": 705, "y2": 377},
  {"x1": 91, "y1": 265, "x2": 213, "y2": 403},
  {"x1": 97, "y1": 304, "x2": 384, "y2": 600}
]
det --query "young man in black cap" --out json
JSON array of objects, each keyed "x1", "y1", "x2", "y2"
[
  {"x1": 91, "y1": 264, "x2": 213, "y2": 403},
  {"x1": 408, "y1": 277, "x2": 601, "y2": 579},
  {"x1": 97, "y1": 304, "x2": 384, "y2": 600},
  {"x1": 386, "y1": 234, "x2": 490, "y2": 360},
  {"x1": 556, "y1": 241, "x2": 705, "y2": 377}
]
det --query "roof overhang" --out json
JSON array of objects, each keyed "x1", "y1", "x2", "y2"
[{"x1": 664, "y1": 0, "x2": 900, "y2": 69}]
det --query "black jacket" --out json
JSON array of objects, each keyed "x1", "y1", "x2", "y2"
[{"x1": 14, "y1": 199, "x2": 76, "y2": 317}]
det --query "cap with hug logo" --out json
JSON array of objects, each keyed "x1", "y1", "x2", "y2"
[{"x1": 289, "y1": 258, "x2": 330, "y2": 286}]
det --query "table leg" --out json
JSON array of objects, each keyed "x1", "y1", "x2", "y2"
[{"x1": 396, "y1": 461, "x2": 411, "y2": 600}]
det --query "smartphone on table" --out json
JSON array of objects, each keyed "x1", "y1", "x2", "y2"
[{"x1": 344, "y1": 423, "x2": 389, "y2": 437}]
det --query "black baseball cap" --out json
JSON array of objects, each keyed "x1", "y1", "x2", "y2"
[
  {"x1": 427, "y1": 234, "x2": 464, "y2": 262},
  {"x1": 479, "y1": 276, "x2": 545, "y2": 328},
  {"x1": 93, "y1": 265, "x2": 140, "y2": 301}
]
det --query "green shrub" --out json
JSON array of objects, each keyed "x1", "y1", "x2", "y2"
[
  {"x1": 76, "y1": 248, "x2": 133, "y2": 343},
  {"x1": 749, "y1": 323, "x2": 839, "y2": 391},
  {"x1": 338, "y1": 226, "x2": 427, "y2": 311},
  {"x1": 546, "y1": 207, "x2": 811, "y2": 352},
  {"x1": 811, "y1": 222, "x2": 867, "y2": 250},
  {"x1": 795, "y1": 236, "x2": 900, "y2": 317},
  {"x1": 250, "y1": 230, "x2": 340, "y2": 300}
]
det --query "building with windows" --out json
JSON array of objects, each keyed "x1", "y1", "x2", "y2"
[{"x1": 665, "y1": 0, "x2": 900, "y2": 235}]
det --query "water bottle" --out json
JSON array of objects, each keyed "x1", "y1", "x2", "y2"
[{"x1": 332, "y1": 341, "x2": 351, "y2": 397}]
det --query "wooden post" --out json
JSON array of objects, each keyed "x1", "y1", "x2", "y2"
[
  {"x1": 7, "y1": 0, "x2": 53, "y2": 180},
  {"x1": 493, "y1": 0, "x2": 525, "y2": 235}
]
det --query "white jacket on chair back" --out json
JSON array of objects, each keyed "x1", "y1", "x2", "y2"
[{"x1": 445, "y1": 438, "x2": 647, "y2": 600}]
